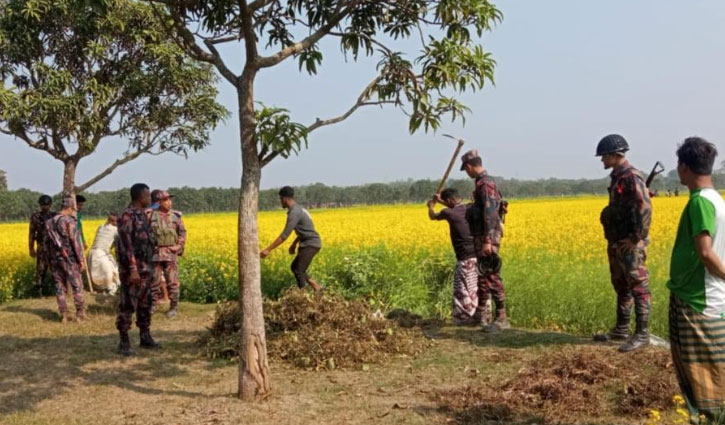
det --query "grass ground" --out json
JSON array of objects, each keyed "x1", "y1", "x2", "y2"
[{"x1": 0, "y1": 295, "x2": 677, "y2": 425}]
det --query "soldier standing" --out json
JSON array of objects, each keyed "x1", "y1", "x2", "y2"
[
  {"x1": 45, "y1": 196, "x2": 86, "y2": 322},
  {"x1": 29, "y1": 195, "x2": 56, "y2": 297},
  {"x1": 460, "y1": 150, "x2": 510, "y2": 332},
  {"x1": 149, "y1": 190, "x2": 186, "y2": 318},
  {"x1": 594, "y1": 134, "x2": 653, "y2": 352},
  {"x1": 116, "y1": 183, "x2": 160, "y2": 356}
]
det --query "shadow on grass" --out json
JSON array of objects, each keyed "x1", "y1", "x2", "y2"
[
  {"x1": 434, "y1": 327, "x2": 591, "y2": 349},
  {"x1": 2, "y1": 305, "x2": 59, "y2": 322},
  {"x1": 0, "y1": 329, "x2": 214, "y2": 417},
  {"x1": 388, "y1": 309, "x2": 592, "y2": 350}
]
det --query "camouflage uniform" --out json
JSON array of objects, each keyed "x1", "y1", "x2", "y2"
[
  {"x1": 605, "y1": 161, "x2": 652, "y2": 327},
  {"x1": 149, "y1": 209, "x2": 186, "y2": 310},
  {"x1": 45, "y1": 214, "x2": 85, "y2": 316},
  {"x1": 29, "y1": 210, "x2": 57, "y2": 287},
  {"x1": 470, "y1": 172, "x2": 507, "y2": 324},
  {"x1": 115, "y1": 206, "x2": 156, "y2": 333}
]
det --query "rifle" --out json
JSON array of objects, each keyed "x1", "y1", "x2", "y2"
[{"x1": 646, "y1": 161, "x2": 665, "y2": 188}]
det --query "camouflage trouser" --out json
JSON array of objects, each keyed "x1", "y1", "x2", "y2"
[
  {"x1": 152, "y1": 261, "x2": 179, "y2": 307},
  {"x1": 607, "y1": 240, "x2": 651, "y2": 320},
  {"x1": 51, "y1": 259, "x2": 84, "y2": 314},
  {"x1": 116, "y1": 271, "x2": 153, "y2": 333},
  {"x1": 35, "y1": 249, "x2": 53, "y2": 284},
  {"x1": 473, "y1": 237, "x2": 506, "y2": 322}
]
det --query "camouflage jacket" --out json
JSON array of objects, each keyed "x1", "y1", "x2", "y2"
[
  {"x1": 607, "y1": 161, "x2": 652, "y2": 241},
  {"x1": 45, "y1": 214, "x2": 83, "y2": 265},
  {"x1": 470, "y1": 172, "x2": 504, "y2": 245},
  {"x1": 116, "y1": 206, "x2": 156, "y2": 275},
  {"x1": 29, "y1": 210, "x2": 57, "y2": 253},
  {"x1": 149, "y1": 209, "x2": 187, "y2": 262}
]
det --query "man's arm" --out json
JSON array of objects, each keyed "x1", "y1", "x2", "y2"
[
  {"x1": 427, "y1": 195, "x2": 445, "y2": 221},
  {"x1": 28, "y1": 215, "x2": 37, "y2": 257},
  {"x1": 289, "y1": 236, "x2": 300, "y2": 255},
  {"x1": 427, "y1": 199, "x2": 441, "y2": 220},
  {"x1": 630, "y1": 175, "x2": 651, "y2": 240},
  {"x1": 695, "y1": 233, "x2": 725, "y2": 281},
  {"x1": 481, "y1": 183, "x2": 500, "y2": 254},
  {"x1": 67, "y1": 220, "x2": 85, "y2": 271},
  {"x1": 262, "y1": 211, "x2": 300, "y2": 258},
  {"x1": 175, "y1": 214, "x2": 187, "y2": 254}
]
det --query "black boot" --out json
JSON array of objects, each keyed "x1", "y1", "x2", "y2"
[
  {"x1": 619, "y1": 316, "x2": 650, "y2": 352},
  {"x1": 594, "y1": 309, "x2": 630, "y2": 342},
  {"x1": 119, "y1": 332, "x2": 136, "y2": 356},
  {"x1": 139, "y1": 329, "x2": 161, "y2": 349}
]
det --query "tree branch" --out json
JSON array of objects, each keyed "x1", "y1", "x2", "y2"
[
  {"x1": 238, "y1": 0, "x2": 259, "y2": 64},
  {"x1": 203, "y1": 39, "x2": 241, "y2": 84},
  {"x1": 256, "y1": 2, "x2": 358, "y2": 68},
  {"x1": 306, "y1": 76, "x2": 392, "y2": 133},
  {"x1": 74, "y1": 145, "x2": 153, "y2": 192},
  {"x1": 150, "y1": 1, "x2": 241, "y2": 85}
]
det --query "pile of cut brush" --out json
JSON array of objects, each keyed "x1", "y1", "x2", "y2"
[
  {"x1": 197, "y1": 289, "x2": 431, "y2": 370},
  {"x1": 432, "y1": 346, "x2": 679, "y2": 424}
]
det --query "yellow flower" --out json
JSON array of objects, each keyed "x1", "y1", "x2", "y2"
[{"x1": 673, "y1": 395, "x2": 686, "y2": 406}]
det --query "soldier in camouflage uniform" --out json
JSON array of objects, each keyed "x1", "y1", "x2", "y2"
[
  {"x1": 45, "y1": 196, "x2": 86, "y2": 322},
  {"x1": 460, "y1": 150, "x2": 510, "y2": 332},
  {"x1": 149, "y1": 190, "x2": 186, "y2": 318},
  {"x1": 29, "y1": 195, "x2": 56, "y2": 297},
  {"x1": 594, "y1": 134, "x2": 653, "y2": 352},
  {"x1": 116, "y1": 183, "x2": 160, "y2": 356}
]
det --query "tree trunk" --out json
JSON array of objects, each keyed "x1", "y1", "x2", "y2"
[
  {"x1": 237, "y1": 68, "x2": 271, "y2": 400},
  {"x1": 62, "y1": 158, "x2": 78, "y2": 207}
]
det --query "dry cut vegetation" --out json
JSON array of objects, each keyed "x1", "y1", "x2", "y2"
[
  {"x1": 197, "y1": 289, "x2": 433, "y2": 369},
  {"x1": 431, "y1": 345, "x2": 678, "y2": 424}
]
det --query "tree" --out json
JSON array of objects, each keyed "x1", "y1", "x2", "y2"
[
  {"x1": 0, "y1": 0, "x2": 227, "y2": 200},
  {"x1": 0, "y1": 169, "x2": 6, "y2": 191},
  {"x1": 154, "y1": 0, "x2": 501, "y2": 400}
]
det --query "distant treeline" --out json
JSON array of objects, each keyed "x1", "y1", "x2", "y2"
[{"x1": 0, "y1": 173, "x2": 699, "y2": 222}]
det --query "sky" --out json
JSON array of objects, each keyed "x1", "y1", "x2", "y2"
[{"x1": 3, "y1": 1, "x2": 725, "y2": 193}]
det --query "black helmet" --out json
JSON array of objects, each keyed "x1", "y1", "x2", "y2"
[
  {"x1": 477, "y1": 253, "x2": 502, "y2": 277},
  {"x1": 596, "y1": 134, "x2": 629, "y2": 156},
  {"x1": 38, "y1": 195, "x2": 52, "y2": 206}
]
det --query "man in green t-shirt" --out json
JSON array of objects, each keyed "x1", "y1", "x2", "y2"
[{"x1": 668, "y1": 137, "x2": 725, "y2": 421}]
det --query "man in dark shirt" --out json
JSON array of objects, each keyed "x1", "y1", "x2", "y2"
[
  {"x1": 428, "y1": 188, "x2": 480, "y2": 325},
  {"x1": 261, "y1": 186, "x2": 323, "y2": 292},
  {"x1": 29, "y1": 194, "x2": 56, "y2": 297}
]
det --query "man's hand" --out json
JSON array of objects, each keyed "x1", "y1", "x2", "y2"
[
  {"x1": 427, "y1": 199, "x2": 436, "y2": 209},
  {"x1": 29, "y1": 248, "x2": 36, "y2": 258},
  {"x1": 482, "y1": 243, "x2": 494, "y2": 256},
  {"x1": 260, "y1": 249, "x2": 271, "y2": 259},
  {"x1": 80, "y1": 263, "x2": 86, "y2": 273},
  {"x1": 289, "y1": 245, "x2": 297, "y2": 255},
  {"x1": 434, "y1": 193, "x2": 443, "y2": 204},
  {"x1": 129, "y1": 268, "x2": 141, "y2": 286}
]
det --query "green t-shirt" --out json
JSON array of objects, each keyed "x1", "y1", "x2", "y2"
[{"x1": 667, "y1": 188, "x2": 725, "y2": 316}]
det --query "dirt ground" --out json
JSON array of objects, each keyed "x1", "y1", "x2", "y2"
[{"x1": 0, "y1": 296, "x2": 676, "y2": 425}]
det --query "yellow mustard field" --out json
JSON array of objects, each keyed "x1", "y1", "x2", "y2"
[{"x1": 0, "y1": 195, "x2": 691, "y2": 336}]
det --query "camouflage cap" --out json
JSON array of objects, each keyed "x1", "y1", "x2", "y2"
[
  {"x1": 460, "y1": 149, "x2": 481, "y2": 170},
  {"x1": 156, "y1": 190, "x2": 174, "y2": 201},
  {"x1": 60, "y1": 195, "x2": 75, "y2": 209},
  {"x1": 150, "y1": 189, "x2": 163, "y2": 202}
]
